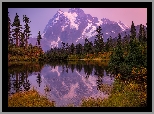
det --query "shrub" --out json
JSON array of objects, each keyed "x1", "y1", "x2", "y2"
[
  {"x1": 8, "y1": 89, "x2": 55, "y2": 107},
  {"x1": 80, "y1": 79, "x2": 147, "y2": 107}
]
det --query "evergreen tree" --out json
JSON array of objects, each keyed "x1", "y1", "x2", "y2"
[
  {"x1": 125, "y1": 22, "x2": 144, "y2": 69},
  {"x1": 8, "y1": 12, "x2": 12, "y2": 45},
  {"x1": 84, "y1": 38, "x2": 93, "y2": 56},
  {"x1": 115, "y1": 33, "x2": 124, "y2": 61},
  {"x1": 61, "y1": 42, "x2": 65, "y2": 50},
  {"x1": 89, "y1": 41, "x2": 94, "y2": 54},
  {"x1": 123, "y1": 32, "x2": 129, "y2": 53},
  {"x1": 125, "y1": 38, "x2": 143, "y2": 68},
  {"x1": 94, "y1": 39, "x2": 99, "y2": 54},
  {"x1": 105, "y1": 38, "x2": 110, "y2": 52},
  {"x1": 139, "y1": 24, "x2": 143, "y2": 43},
  {"x1": 142, "y1": 25, "x2": 147, "y2": 42},
  {"x1": 76, "y1": 43, "x2": 83, "y2": 55},
  {"x1": 70, "y1": 43, "x2": 75, "y2": 54},
  {"x1": 19, "y1": 32, "x2": 25, "y2": 47},
  {"x1": 138, "y1": 24, "x2": 146, "y2": 43},
  {"x1": 108, "y1": 33, "x2": 124, "y2": 75},
  {"x1": 23, "y1": 15, "x2": 31, "y2": 48},
  {"x1": 65, "y1": 43, "x2": 69, "y2": 52},
  {"x1": 84, "y1": 38, "x2": 90, "y2": 55},
  {"x1": 12, "y1": 13, "x2": 22, "y2": 47},
  {"x1": 130, "y1": 21, "x2": 136, "y2": 40},
  {"x1": 138, "y1": 24, "x2": 147, "y2": 68},
  {"x1": 95, "y1": 26, "x2": 104, "y2": 53},
  {"x1": 37, "y1": 31, "x2": 42, "y2": 46},
  {"x1": 107, "y1": 36, "x2": 113, "y2": 52}
]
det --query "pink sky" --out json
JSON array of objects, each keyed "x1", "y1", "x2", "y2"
[
  {"x1": 8, "y1": 8, "x2": 147, "y2": 36},
  {"x1": 83, "y1": 8, "x2": 147, "y2": 27}
]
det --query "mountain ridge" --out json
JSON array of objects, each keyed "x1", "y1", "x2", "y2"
[{"x1": 28, "y1": 8, "x2": 145, "y2": 52}]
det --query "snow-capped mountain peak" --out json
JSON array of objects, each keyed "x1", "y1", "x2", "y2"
[
  {"x1": 29, "y1": 8, "x2": 133, "y2": 51},
  {"x1": 63, "y1": 12, "x2": 78, "y2": 30}
]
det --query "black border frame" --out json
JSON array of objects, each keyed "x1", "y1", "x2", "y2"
[{"x1": 2, "y1": 2, "x2": 152, "y2": 112}]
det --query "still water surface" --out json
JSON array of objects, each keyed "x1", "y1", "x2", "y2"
[{"x1": 8, "y1": 61, "x2": 114, "y2": 107}]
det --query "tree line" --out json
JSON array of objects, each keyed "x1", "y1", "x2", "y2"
[
  {"x1": 44, "y1": 21, "x2": 147, "y2": 79},
  {"x1": 8, "y1": 12, "x2": 147, "y2": 80},
  {"x1": 8, "y1": 12, "x2": 44, "y2": 62},
  {"x1": 108, "y1": 21, "x2": 147, "y2": 79}
]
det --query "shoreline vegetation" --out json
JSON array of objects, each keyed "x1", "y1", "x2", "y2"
[
  {"x1": 8, "y1": 88, "x2": 56, "y2": 107},
  {"x1": 8, "y1": 13, "x2": 147, "y2": 107},
  {"x1": 8, "y1": 76, "x2": 147, "y2": 107}
]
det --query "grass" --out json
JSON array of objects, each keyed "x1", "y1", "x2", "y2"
[
  {"x1": 80, "y1": 97, "x2": 105, "y2": 107},
  {"x1": 80, "y1": 78, "x2": 147, "y2": 107},
  {"x1": 67, "y1": 52, "x2": 112, "y2": 61},
  {"x1": 98, "y1": 83, "x2": 113, "y2": 95},
  {"x1": 8, "y1": 89, "x2": 55, "y2": 107}
]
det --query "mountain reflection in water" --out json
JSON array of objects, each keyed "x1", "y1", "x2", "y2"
[{"x1": 8, "y1": 61, "x2": 114, "y2": 107}]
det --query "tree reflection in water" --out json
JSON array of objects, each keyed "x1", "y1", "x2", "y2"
[{"x1": 8, "y1": 61, "x2": 114, "y2": 106}]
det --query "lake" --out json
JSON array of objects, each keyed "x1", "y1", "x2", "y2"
[{"x1": 8, "y1": 60, "x2": 115, "y2": 107}]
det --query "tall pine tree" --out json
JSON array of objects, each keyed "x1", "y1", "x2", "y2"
[
  {"x1": 37, "y1": 31, "x2": 42, "y2": 46},
  {"x1": 12, "y1": 13, "x2": 22, "y2": 47},
  {"x1": 23, "y1": 15, "x2": 31, "y2": 48},
  {"x1": 105, "y1": 38, "x2": 110, "y2": 52},
  {"x1": 70, "y1": 43, "x2": 75, "y2": 54},
  {"x1": 95, "y1": 26, "x2": 104, "y2": 53},
  {"x1": 20, "y1": 32, "x2": 25, "y2": 47},
  {"x1": 130, "y1": 21, "x2": 136, "y2": 40},
  {"x1": 8, "y1": 12, "x2": 12, "y2": 46},
  {"x1": 126, "y1": 22, "x2": 144, "y2": 68},
  {"x1": 108, "y1": 33, "x2": 124, "y2": 75}
]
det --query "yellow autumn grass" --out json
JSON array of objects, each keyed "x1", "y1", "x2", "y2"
[
  {"x1": 8, "y1": 89, "x2": 55, "y2": 107},
  {"x1": 132, "y1": 67, "x2": 147, "y2": 75},
  {"x1": 80, "y1": 78, "x2": 147, "y2": 107}
]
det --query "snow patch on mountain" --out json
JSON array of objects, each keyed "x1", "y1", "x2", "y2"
[
  {"x1": 117, "y1": 21, "x2": 130, "y2": 31},
  {"x1": 88, "y1": 19, "x2": 92, "y2": 23},
  {"x1": 82, "y1": 23, "x2": 97, "y2": 38},
  {"x1": 117, "y1": 22, "x2": 125, "y2": 31},
  {"x1": 61, "y1": 25, "x2": 68, "y2": 31},
  {"x1": 76, "y1": 37, "x2": 80, "y2": 43},
  {"x1": 76, "y1": 22, "x2": 98, "y2": 43},
  {"x1": 50, "y1": 37, "x2": 61, "y2": 48},
  {"x1": 82, "y1": 23, "x2": 92, "y2": 36},
  {"x1": 96, "y1": 20, "x2": 103, "y2": 26},
  {"x1": 125, "y1": 25, "x2": 130, "y2": 28},
  {"x1": 111, "y1": 31, "x2": 115, "y2": 33},
  {"x1": 55, "y1": 17, "x2": 59, "y2": 21},
  {"x1": 63, "y1": 12, "x2": 78, "y2": 30}
]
